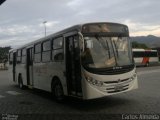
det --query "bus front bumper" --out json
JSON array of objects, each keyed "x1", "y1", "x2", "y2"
[{"x1": 82, "y1": 76, "x2": 138, "y2": 100}]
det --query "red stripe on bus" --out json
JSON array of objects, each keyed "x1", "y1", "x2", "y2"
[{"x1": 142, "y1": 57, "x2": 149, "y2": 64}]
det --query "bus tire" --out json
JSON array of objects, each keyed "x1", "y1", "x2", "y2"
[
  {"x1": 51, "y1": 79, "x2": 64, "y2": 102},
  {"x1": 18, "y1": 74, "x2": 24, "y2": 89}
]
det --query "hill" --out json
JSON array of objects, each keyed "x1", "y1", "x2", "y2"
[{"x1": 131, "y1": 35, "x2": 160, "y2": 48}]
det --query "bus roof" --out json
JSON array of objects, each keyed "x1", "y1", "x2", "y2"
[{"x1": 9, "y1": 22, "x2": 128, "y2": 52}]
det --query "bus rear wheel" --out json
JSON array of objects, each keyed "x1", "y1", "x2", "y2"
[
  {"x1": 52, "y1": 79, "x2": 64, "y2": 102},
  {"x1": 18, "y1": 75, "x2": 24, "y2": 89}
]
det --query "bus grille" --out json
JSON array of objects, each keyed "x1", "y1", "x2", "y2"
[
  {"x1": 104, "y1": 78, "x2": 131, "y2": 93},
  {"x1": 104, "y1": 78, "x2": 130, "y2": 84},
  {"x1": 106, "y1": 84, "x2": 129, "y2": 93}
]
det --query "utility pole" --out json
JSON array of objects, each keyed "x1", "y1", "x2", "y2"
[{"x1": 43, "y1": 21, "x2": 47, "y2": 37}]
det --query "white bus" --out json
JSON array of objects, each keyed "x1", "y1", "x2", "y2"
[
  {"x1": 8, "y1": 22, "x2": 138, "y2": 101},
  {"x1": 132, "y1": 49, "x2": 159, "y2": 67}
]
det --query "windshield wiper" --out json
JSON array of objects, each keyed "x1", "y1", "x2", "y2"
[
  {"x1": 100, "y1": 37, "x2": 111, "y2": 58},
  {"x1": 113, "y1": 40, "x2": 119, "y2": 57},
  {"x1": 95, "y1": 36, "x2": 111, "y2": 58}
]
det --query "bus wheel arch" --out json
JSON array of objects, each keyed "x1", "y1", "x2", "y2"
[
  {"x1": 18, "y1": 73, "x2": 24, "y2": 89},
  {"x1": 51, "y1": 76, "x2": 64, "y2": 102}
]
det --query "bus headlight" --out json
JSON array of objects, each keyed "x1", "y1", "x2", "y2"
[
  {"x1": 85, "y1": 75, "x2": 103, "y2": 86},
  {"x1": 130, "y1": 73, "x2": 137, "y2": 81}
]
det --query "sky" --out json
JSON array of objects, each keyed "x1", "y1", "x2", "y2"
[{"x1": 0, "y1": 0, "x2": 160, "y2": 47}]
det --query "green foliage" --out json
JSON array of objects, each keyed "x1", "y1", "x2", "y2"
[
  {"x1": 132, "y1": 41, "x2": 149, "y2": 49},
  {"x1": 0, "y1": 46, "x2": 11, "y2": 63}
]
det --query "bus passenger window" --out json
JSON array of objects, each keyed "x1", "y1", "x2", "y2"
[
  {"x1": 52, "y1": 37, "x2": 63, "y2": 49},
  {"x1": 52, "y1": 37, "x2": 64, "y2": 61},
  {"x1": 21, "y1": 48, "x2": 26, "y2": 64},
  {"x1": 34, "y1": 43, "x2": 42, "y2": 63},
  {"x1": 53, "y1": 49, "x2": 64, "y2": 61},
  {"x1": 16, "y1": 50, "x2": 21, "y2": 64},
  {"x1": 42, "y1": 40, "x2": 51, "y2": 62}
]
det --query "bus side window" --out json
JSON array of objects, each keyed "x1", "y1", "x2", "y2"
[
  {"x1": 22, "y1": 48, "x2": 26, "y2": 64},
  {"x1": 42, "y1": 40, "x2": 51, "y2": 62},
  {"x1": 133, "y1": 51, "x2": 144, "y2": 58},
  {"x1": 17, "y1": 50, "x2": 21, "y2": 64},
  {"x1": 52, "y1": 37, "x2": 64, "y2": 61},
  {"x1": 34, "y1": 43, "x2": 42, "y2": 63}
]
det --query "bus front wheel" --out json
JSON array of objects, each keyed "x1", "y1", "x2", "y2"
[{"x1": 52, "y1": 79, "x2": 64, "y2": 102}]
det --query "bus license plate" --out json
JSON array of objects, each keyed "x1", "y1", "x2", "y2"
[{"x1": 115, "y1": 85, "x2": 123, "y2": 91}]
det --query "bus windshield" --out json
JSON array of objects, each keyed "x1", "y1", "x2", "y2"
[{"x1": 81, "y1": 36, "x2": 133, "y2": 69}]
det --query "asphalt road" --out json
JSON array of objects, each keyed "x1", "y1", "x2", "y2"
[{"x1": 0, "y1": 66, "x2": 160, "y2": 120}]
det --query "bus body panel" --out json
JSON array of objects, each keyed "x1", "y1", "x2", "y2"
[
  {"x1": 82, "y1": 68, "x2": 137, "y2": 99},
  {"x1": 150, "y1": 57, "x2": 159, "y2": 62},
  {"x1": 33, "y1": 62, "x2": 68, "y2": 95},
  {"x1": 133, "y1": 49, "x2": 159, "y2": 66},
  {"x1": 134, "y1": 57, "x2": 159, "y2": 64}
]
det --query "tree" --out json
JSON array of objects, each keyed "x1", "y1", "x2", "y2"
[
  {"x1": 132, "y1": 41, "x2": 149, "y2": 49},
  {"x1": 0, "y1": 46, "x2": 11, "y2": 68}
]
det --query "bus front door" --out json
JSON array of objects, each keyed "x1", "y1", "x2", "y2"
[
  {"x1": 26, "y1": 48, "x2": 33, "y2": 86},
  {"x1": 13, "y1": 52, "x2": 16, "y2": 82},
  {"x1": 65, "y1": 35, "x2": 82, "y2": 97}
]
